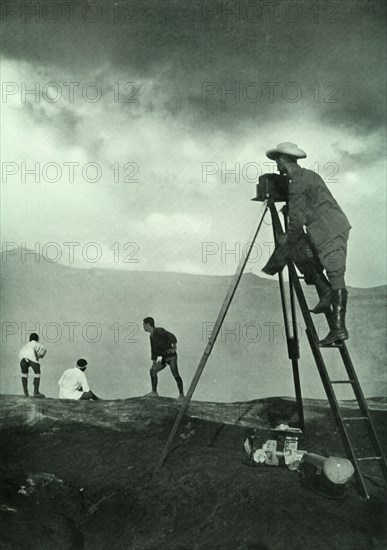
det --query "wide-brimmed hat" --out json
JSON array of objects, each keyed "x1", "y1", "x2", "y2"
[{"x1": 266, "y1": 142, "x2": 307, "y2": 160}]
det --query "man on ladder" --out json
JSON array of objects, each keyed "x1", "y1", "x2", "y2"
[
  {"x1": 263, "y1": 142, "x2": 352, "y2": 346},
  {"x1": 156, "y1": 150, "x2": 386, "y2": 497}
]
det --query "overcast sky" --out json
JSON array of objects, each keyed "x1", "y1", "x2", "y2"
[{"x1": 1, "y1": 0, "x2": 386, "y2": 287}]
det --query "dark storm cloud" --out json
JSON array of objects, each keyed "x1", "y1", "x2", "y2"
[
  {"x1": 1, "y1": 0, "x2": 385, "y2": 134},
  {"x1": 26, "y1": 102, "x2": 80, "y2": 130},
  {"x1": 20, "y1": 101, "x2": 86, "y2": 148},
  {"x1": 2, "y1": 1, "x2": 386, "y2": 288},
  {"x1": 332, "y1": 144, "x2": 381, "y2": 171}
]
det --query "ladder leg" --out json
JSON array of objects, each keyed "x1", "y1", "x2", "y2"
[
  {"x1": 287, "y1": 259, "x2": 370, "y2": 497},
  {"x1": 339, "y1": 343, "x2": 387, "y2": 480},
  {"x1": 304, "y1": 328, "x2": 370, "y2": 498}
]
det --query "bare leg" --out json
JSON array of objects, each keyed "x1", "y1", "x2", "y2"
[
  {"x1": 149, "y1": 362, "x2": 166, "y2": 395},
  {"x1": 150, "y1": 369, "x2": 158, "y2": 393},
  {"x1": 168, "y1": 355, "x2": 184, "y2": 397}
]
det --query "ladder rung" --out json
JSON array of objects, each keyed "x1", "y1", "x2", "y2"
[
  {"x1": 343, "y1": 417, "x2": 368, "y2": 421},
  {"x1": 330, "y1": 380, "x2": 354, "y2": 384},
  {"x1": 319, "y1": 343, "x2": 343, "y2": 348},
  {"x1": 357, "y1": 456, "x2": 382, "y2": 462}
]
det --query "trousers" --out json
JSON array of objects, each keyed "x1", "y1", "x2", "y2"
[{"x1": 264, "y1": 231, "x2": 349, "y2": 290}]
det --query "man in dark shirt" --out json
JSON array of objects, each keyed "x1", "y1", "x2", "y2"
[
  {"x1": 263, "y1": 142, "x2": 351, "y2": 346},
  {"x1": 143, "y1": 317, "x2": 184, "y2": 398}
]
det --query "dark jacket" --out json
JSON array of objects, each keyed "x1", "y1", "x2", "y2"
[
  {"x1": 150, "y1": 327, "x2": 177, "y2": 361},
  {"x1": 287, "y1": 168, "x2": 351, "y2": 247}
]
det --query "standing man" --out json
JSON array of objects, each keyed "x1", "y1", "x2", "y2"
[
  {"x1": 18, "y1": 333, "x2": 47, "y2": 398},
  {"x1": 58, "y1": 359, "x2": 99, "y2": 400},
  {"x1": 143, "y1": 317, "x2": 184, "y2": 399},
  {"x1": 263, "y1": 142, "x2": 351, "y2": 345}
]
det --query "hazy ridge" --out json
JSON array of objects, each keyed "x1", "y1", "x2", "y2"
[{"x1": 1, "y1": 254, "x2": 385, "y2": 401}]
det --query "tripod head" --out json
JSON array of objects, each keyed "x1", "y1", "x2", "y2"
[{"x1": 252, "y1": 173, "x2": 290, "y2": 203}]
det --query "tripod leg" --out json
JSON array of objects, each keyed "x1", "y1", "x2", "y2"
[
  {"x1": 155, "y1": 201, "x2": 268, "y2": 472},
  {"x1": 269, "y1": 201, "x2": 305, "y2": 430}
]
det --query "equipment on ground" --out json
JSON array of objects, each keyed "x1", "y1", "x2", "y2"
[{"x1": 299, "y1": 453, "x2": 355, "y2": 499}]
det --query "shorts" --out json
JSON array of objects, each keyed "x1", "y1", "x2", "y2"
[
  {"x1": 151, "y1": 353, "x2": 179, "y2": 376},
  {"x1": 20, "y1": 358, "x2": 41, "y2": 375}
]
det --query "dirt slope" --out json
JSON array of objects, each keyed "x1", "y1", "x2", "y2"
[{"x1": 1, "y1": 395, "x2": 386, "y2": 549}]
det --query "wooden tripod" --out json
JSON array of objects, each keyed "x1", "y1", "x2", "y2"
[{"x1": 155, "y1": 198, "x2": 304, "y2": 470}]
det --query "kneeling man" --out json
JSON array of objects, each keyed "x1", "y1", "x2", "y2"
[{"x1": 58, "y1": 359, "x2": 99, "y2": 400}]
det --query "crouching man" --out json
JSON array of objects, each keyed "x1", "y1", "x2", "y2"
[
  {"x1": 58, "y1": 359, "x2": 99, "y2": 400},
  {"x1": 143, "y1": 317, "x2": 184, "y2": 399}
]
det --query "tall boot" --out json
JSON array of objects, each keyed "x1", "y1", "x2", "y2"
[
  {"x1": 33, "y1": 377, "x2": 46, "y2": 398},
  {"x1": 22, "y1": 377, "x2": 29, "y2": 397},
  {"x1": 320, "y1": 289, "x2": 349, "y2": 346},
  {"x1": 310, "y1": 272, "x2": 331, "y2": 314}
]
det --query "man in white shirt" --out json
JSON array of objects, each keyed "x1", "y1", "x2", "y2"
[
  {"x1": 18, "y1": 333, "x2": 47, "y2": 398},
  {"x1": 58, "y1": 359, "x2": 99, "y2": 400}
]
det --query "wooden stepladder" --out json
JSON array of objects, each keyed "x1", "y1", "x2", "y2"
[
  {"x1": 156, "y1": 197, "x2": 387, "y2": 499},
  {"x1": 268, "y1": 200, "x2": 387, "y2": 499}
]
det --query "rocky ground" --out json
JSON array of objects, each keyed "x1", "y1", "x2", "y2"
[{"x1": 0, "y1": 395, "x2": 386, "y2": 550}]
